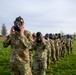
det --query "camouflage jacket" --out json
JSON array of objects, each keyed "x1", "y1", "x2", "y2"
[
  {"x1": 66, "y1": 38, "x2": 71, "y2": 47},
  {"x1": 32, "y1": 42, "x2": 48, "y2": 60},
  {"x1": 3, "y1": 31, "x2": 31, "y2": 63}
]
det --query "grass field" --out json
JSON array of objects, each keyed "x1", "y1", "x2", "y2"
[{"x1": 0, "y1": 39, "x2": 76, "y2": 75}]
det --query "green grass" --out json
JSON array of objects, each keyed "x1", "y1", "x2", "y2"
[
  {"x1": 0, "y1": 39, "x2": 76, "y2": 75},
  {"x1": 46, "y1": 40, "x2": 76, "y2": 75},
  {"x1": 0, "y1": 40, "x2": 10, "y2": 75}
]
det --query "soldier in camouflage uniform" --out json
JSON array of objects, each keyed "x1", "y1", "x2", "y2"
[
  {"x1": 44, "y1": 33, "x2": 51, "y2": 69},
  {"x1": 49, "y1": 34, "x2": 56, "y2": 64},
  {"x1": 66, "y1": 34, "x2": 71, "y2": 55},
  {"x1": 54, "y1": 34, "x2": 60, "y2": 61},
  {"x1": 57, "y1": 33, "x2": 62, "y2": 58},
  {"x1": 3, "y1": 16, "x2": 32, "y2": 75},
  {"x1": 61, "y1": 35, "x2": 66, "y2": 57},
  {"x1": 70, "y1": 35, "x2": 73, "y2": 54},
  {"x1": 24, "y1": 30, "x2": 33, "y2": 69},
  {"x1": 32, "y1": 32, "x2": 48, "y2": 75}
]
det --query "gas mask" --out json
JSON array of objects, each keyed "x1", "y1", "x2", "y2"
[{"x1": 36, "y1": 32, "x2": 42, "y2": 43}]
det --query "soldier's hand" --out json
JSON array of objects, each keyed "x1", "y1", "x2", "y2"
[
  {"x1": 9, "y1": 26, "x2": 14, "y2": 37},
  {"x1": 19, "y1": 25, "x2": 25, "y2": 36}
]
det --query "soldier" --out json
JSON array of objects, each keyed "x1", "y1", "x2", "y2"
[
  {"x1": 57, "y1": 33, "x2": 62, "y2": 57},
  {"x1": 3, "y1": 16, "x2": 32, "y2": 75},
  {"x1": 70, "y1": 35, "x2": 73, "y2": 54},
  {"x1": 45, "y1": 33, "x2": 51, "y2": 69},
  {"x1": 61, "y1": 35, "x2": 66, "y2": 57},
  {"x1": 32, "y1": 32, "x2": 48, "y2": 75},
  {"x1": 24, "y1": 30, "x2": 33, "y2": 69},
  {"x1": 49, "y1": 33, "x2": 56, "y2": 64},
  {"x1": 66, "y1": 34, "x2": 71, "y2": 55},
  {"x1": 54, "y1": 34, "x2": 60, "y2": 61}
]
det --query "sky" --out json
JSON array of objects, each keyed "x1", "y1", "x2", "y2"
[{"x1": 0, "y1": 0, "x2": 76, "y2": 35}]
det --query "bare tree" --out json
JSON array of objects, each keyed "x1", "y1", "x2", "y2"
[
  {"x1": 73, "y1": 32, "x2": 76, "y2": 39},
  {"x1": 60, "y1": 30, "x2": 64, "y2": 36},
  {"x1": 1, "y1": 24, "x2": 7, "y2": 36}
]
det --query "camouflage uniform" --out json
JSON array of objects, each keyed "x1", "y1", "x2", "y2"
[
  {"x1": 33, "y1": 42, "x2": 47, "y2": 75},
  {"x1": 49, "y1": 39, "x2": 56, "y2": 64},
  {"x1": 3, "y1": 31, "x2": 32, "y2": 75},
  {"x1": 54, "y1": 38, "x2": 60, "y2": 61},
  {"x1": 61, "y1": 37, "x2": 66, "y2": 57},
  {"x1": 45, "y1": 40, "x2": 51, "y2": 69},
  {"x1": 66, "y1": 38, "x2": 71, "y2": 55},
  {"x1": 32, "y1": 33, "x2": 36, "y2": 41},
  {"x1": 70, "y1": 38, "x2": 73, "y2": 54},
  {"x1": 24, "y1": 30, "x2": 33, "y2": 68},
  {"x1": 58, "y1": 38, "x2": 62, "y2": 57}
]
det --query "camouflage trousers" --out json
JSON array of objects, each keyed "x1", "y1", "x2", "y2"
[
  {"x1": 51, "y1": 48, "x2": 56, "y2": 64},
  {"x1": 59, "y1": 47, "x2": 62, "y2": 57},
  {"x1": 33, "y1": 59, "x2": 47, "y2": 75},
  {"x1": 29, "y1": 51, "x2": 33, "y2": 68},
  {"x1": 47, "y1": 50, "x2": 51, "y2": 69},
  {"x1": 56, "y1": 47, "x2": 60, "y2": 61},
  {"x1": 66, "y1": 46, "x2": 70, "y2": 55},
  {"x1": 62, "y1": 46, "x2": 66, "y2": 57},
  {"x1": 11, "y1": 60, "x2": 32, "y2": 75}
]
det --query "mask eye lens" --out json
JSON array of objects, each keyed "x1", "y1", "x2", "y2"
[
  {"x1": 16, "y1": 22, "x2": 21, "y2": 25},
  {"x1": 19, "y1": 24, "x2": 22, "y2": 26}
]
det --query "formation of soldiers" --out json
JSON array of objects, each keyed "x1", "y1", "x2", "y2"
[
  {"x1": 31, "y1": 32, "x2": 74, "y2": 75},
  {"x1": 3, "y1": 16, "x2": 74, "y2": 75}
]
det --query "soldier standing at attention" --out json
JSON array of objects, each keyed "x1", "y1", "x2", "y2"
[
  {"x1": 70, "y1": 35, "x2": 73, "y2": 54},
  {"x1": 45, "y1": 33, "x2": 51, "y2": 70},
  {"x1": 3, "y1": 16, "x2": 32, "y2": 75},
  {"x1": 54, "y1": 34, "x2": 60, "y2": 61},
  {"x1": 32, "y1": 32, "x2": 48, "y2": 75},
  {"x1": 24, "y1": 29, "x2": 33, "y2": 69},
  {"x1": 61, "y1": 35, "x2": 66, "y2": 57},
  {"x1": 66, "y1": 34, "x2": 71, "y2": 55},
  {"x1": 49, "y1": 34, "x2": 56, "y2": 64}
]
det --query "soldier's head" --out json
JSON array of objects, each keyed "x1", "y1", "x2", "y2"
[
  {"x1": 58, "y1": 33, "x2": 61, "y2": 39},
  {"x1": 36, "y1": 32, "x2": 43, "y2": 43},
  {"x1": 45, "y1": 33, "x2": 49, "y2": 40},
  {"x1": 32, "y1": 33, "x2": 36, "y2": 37},
  {"x1": 55, "y1": 33, "x2": 58, "y2": 39},
  {"x1": 14, "y1": 16, "x2": 24, "y2": 32},
  {"x1": 67, "y1": 34, "x2": 70, "y2": 38},
  {"x1": 49, "y1": 33, "x2": 52, "y2": 39},
  {"x1": 32, "y1": 33, "x2": 36, "y2": 40}
]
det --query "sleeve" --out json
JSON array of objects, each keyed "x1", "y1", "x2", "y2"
[
  {"x1": 3, "y1": 35, "x2": 11, "y2": 48},
  {"x1": 42, "y1": 43, "x2": 47, "y2": 50},
  {"x1": 24, "y1": 30, "x2": 33, "y2": 42},
  {"x1": 20, "y1": 34, "x2": 31, "y2": 48},
  {"x1": 29, "y1": 42, "x2": 36, "y2": 51}
]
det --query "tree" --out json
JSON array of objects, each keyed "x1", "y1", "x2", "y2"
[
  {"x1": 60, "y1": 30, "x2": 64, "y2": 36},
  {"x1": 1, "y1": 24, "x2": 7, "y2": 36},
  {"x1": 73, "y1": 32, "x2": 76, "y2": 39}
]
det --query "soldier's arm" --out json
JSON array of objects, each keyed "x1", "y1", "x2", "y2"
[
  {"x1": 24, "y1": 30, "x2": 33, "y2": 42},
  {"x1": 3, "y1": 35, "x2": 11, "y2": 48},
  {"x1": 42, "y1": 42, "x2": 48, "y2": 50},
  {"x1": 29, "y1": 42, "x2": 36, "y2": 51},
  {"x1": 20, "y1": 34, "x2": 30, "y2": 48}
]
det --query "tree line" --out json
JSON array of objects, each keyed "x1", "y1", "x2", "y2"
[{"x1": 0, "y1": 23, "x2": 76, "y2": 39}]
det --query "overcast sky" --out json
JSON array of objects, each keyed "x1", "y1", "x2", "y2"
[{"x1": 0, "y1": 0, "x2": 76, "y2": 35}]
